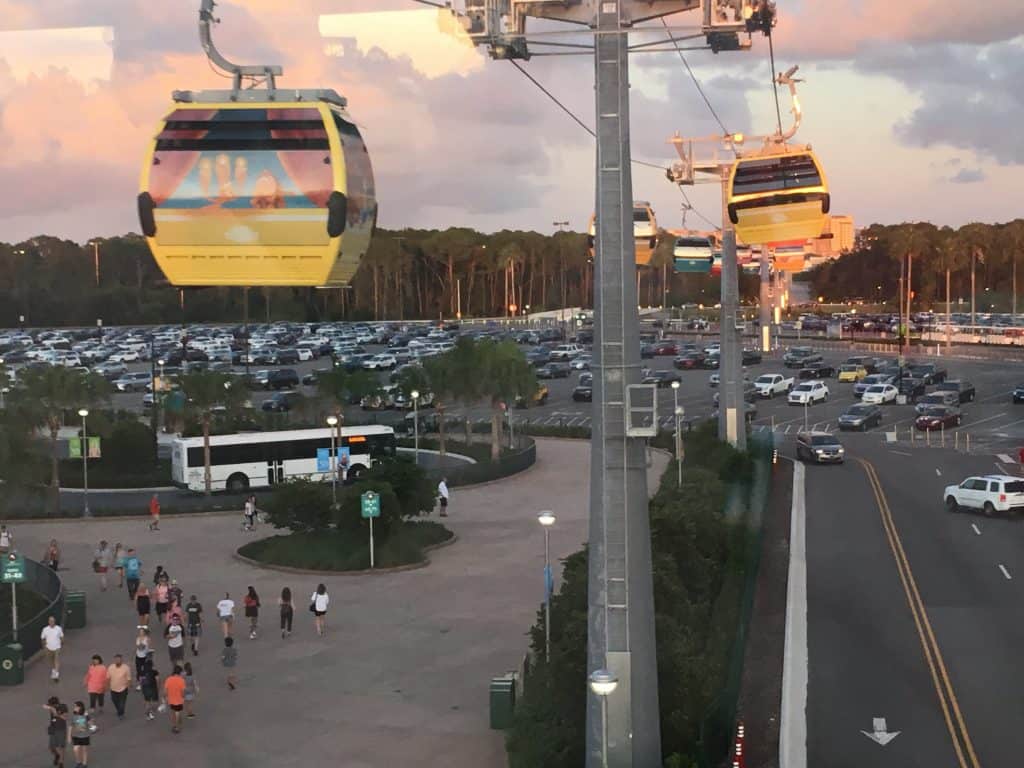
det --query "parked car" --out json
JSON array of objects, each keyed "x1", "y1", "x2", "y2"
[
  {"x1": 515, "y1": 385, "x2": 549, "y2": 408},
  {"x1": 268, "y1": 368, "x2": 300, "y2": 390},
  {"x1": 1014, "y1": 383, "x2": 1024, "y2": 404},
  {"x1": 908, "y1": 363, "x2": 947, "y2": 385},
  {"x1": 114, "y1": 372, "x2": 151, "y2": 393},
  {"x1": 642, "y1": 370, "x2": 683, "y2": 388},
  {"x1": 652, "y1": 341, "x2": 678, "y2": 356},
  {"x1": 914, "y1": 405, "x2": 961, "y2": 431},
  {"x1": 570, "y1": 355, "x2": 592, "y2": 370},
  {"x1": 640, "y1": 343, "x2": 656, "y2": 359},
  {"x1": 944, "y1": 475, "x2": 1024, "y2": 515},
  {"x1": 674, "y1": 352, "x2": 705, "y2": 370},
  {"x1": 783, "y1": 347, "x2": 822, "y2": 368},
  {"x1": 861, "y1": 384, "x2": 899, "y2": 405},
  {"x1": 844, "y1": 355, "x2": 879, "y2": 374},
  {"x1": 537, "y1": 362, "x2": 571, "y2": 379},
  {"x1": 788, "y1": 380, "x2": 829, "y2": 405},
  {"x1": 754, "y1": 374, "x2": 794, "y2": 398},
  {"x1": 361, "y1": 385, "x2": 398, "y2": 411},
  {"x1": 741, "y1": 349, "x2": 763, "y2": 365},
  {"x1": 393, "y1": 389, "x2": 434, "y2": 410},
  {"x1": 838, "y1": 403, "x2": 883, "y2": 431},
  {"x1": 364, "y1": 353, "x2": 398, "y2": 370},
  {"x1": 274, "y1": 349, "x2": 300, "y2": 365},
  {"x1": 572, "y1": 385, "x2": 593, "y2": 402},
  {"x1": 934, "y1": 379, "x2": 975, "y2": 403},
  {"x1": 897, "y1": 377, "x2": 927, "y2": 400},
  {"x1": 798, "y1": 363, "x2": 836, "y2": 380},
  {"x1": 837, "y1": 364, "x2": 868, "y2": 383},
  {"x1": 261, "y1": 390, "x2": 303, "y2": 413},
  {"x1": 795, "y1": 430, "x2": 845, "y2": 464},
  {"x1": 854, "y1": 373, "x2": 894, "y2": 398},
  {"x1": 548, "y1": 344, "x2": 584, "y2": 361},
  {"x1": 915, "y1": 390, "x2": 960, "y2": 414},
  {"x1": 702, "y1": 353, "x2": 721, "y2": 370}
]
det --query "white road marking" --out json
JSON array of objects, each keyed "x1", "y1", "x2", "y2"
[
  {"x1": 780, "y1": 461, "x2": 807, "y2": 768},
  {"x1": 999, "y1": 564, "x2": 1013, "y2": 580},
  {"x1": 995, "y1": 463, "x2": 1009, "y2": 475},
  {"x1": 971, "y1": 523, "x2": 982, "y2": 536},
  {"x1": 889, "y1": 450, "x2": 913, "y2": 456},
  {"x1": 993, "y1": 419, "x2": 1024, "y2": 432},
  {"x1": 998, "y1": 453, "x2": 1015, "y2": 464},
  {"x1": 955, "y1": 411, "x2": 1008, "y2": 430},
  {"x1": 935, "y1": 468, "x2": 942, "y2": 476},
  {"x1": 861, "y1": 717, "x2": 901, "y2": 747}
]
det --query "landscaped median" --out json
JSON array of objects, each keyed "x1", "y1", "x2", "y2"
[{"x1": 236, "y1": 456, "x2": 455, "y2": 573}]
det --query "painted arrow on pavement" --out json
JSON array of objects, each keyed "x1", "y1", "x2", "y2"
[{"x1": 861, "y1": 717, "x2": 901, "y2": 746}]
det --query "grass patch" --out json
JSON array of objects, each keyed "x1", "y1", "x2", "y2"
[{"x1": 238, "y1": 520, "x2": 454, "y2": 571}]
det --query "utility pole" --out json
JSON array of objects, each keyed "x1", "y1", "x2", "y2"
[
  {"x1": 718, "y1": 166, "x2": 745, "y2": 449},
  {"x1": 759, "y1": 252, "x2": 772, "y2": 353}
]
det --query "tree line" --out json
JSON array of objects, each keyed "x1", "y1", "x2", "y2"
[
  {"x1": 0, "y1": 228, "x2": 753, "y2": 327},
  {"x1": 808, "y1": 219, "x2": 1024, "y2": 311}
]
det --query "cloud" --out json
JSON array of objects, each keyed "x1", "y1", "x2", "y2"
[{"x1": 949, "y1": 168, "x2": 986, "y2": 184}]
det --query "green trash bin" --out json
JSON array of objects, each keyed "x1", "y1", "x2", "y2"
[
  {"x1": 65, "y1": 590, "x2": 87, "y2": 629},
  {"x1": 0, "y1": 643, "x2": 24, "y2": 686},
  {"x1": 489, "y1": 674, "x2": 516, "y2": 730}
]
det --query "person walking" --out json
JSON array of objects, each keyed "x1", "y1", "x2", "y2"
[
  {"x1": 310, "y1": 583, "x2": 329, "y2": 637},
  {"x1": 165, "y1": 614, "x2": 186, "y2": 667},
  {"x1": 43, "y1": 539, "x2": 61, "y2": 571},
  {"x1": 106, "y1": 654, "x2": 131, "y2": 720},
  {"x1": 134, "y1": 628, "x2": 151, "y2": 689},
  {"x1": 43, "y1": 696, "x2": 67, "y2": 768},
  {"x1": 152, "y1": 565, "x2": 167, "y2": 586},
  {"x1": 82, "y1": 655, "x2": 108, "y2": 715},
  {"x1": 0, "y1": 523, "x2": 12, "y2": 554},
  {"x1": 139, "y1": 656, "x2": 160, "y2": 721},
  {"x1": 220, "y1": 637, "x2": 238, "y2": 690},
  {"x1": 168, "y1": 578, "x2": 184, "y2": 608},
  {"x1": 278, "y1": 587, "x2": 293, "y2": 639},
  {"x1": 216, "y1": 592, "x2": 235, "y2": 638},
  {"x1": 135, "y1": 584, "x2": 151, "y2": 628},
  {"x1": 243, "y1": 586, "x2": 260, "y2": 639},
  {"x1": 185, "y1": 595, "x2": 203, "y2": 655},
  {"x1": 243, "y1": 495, "x2": 256, "y2": 531},
  {"x1": 68, "y1": 701, "x2": 94, "y2": 768},
  {"x1": 163, "y1": 665, "x2": 186, "y2": 734},
  {"x1": 148, "y1": 493, "x2": 161, "y2": 531},
  {"x1": 92, "y1": 540, "x2": 113, "y2": 592},
  {"x1": 112, "y1": 543, "x2": 125, "y2": 589},
  {"x1": 182, "y1": 662, "x2": 198, "y2": 719},
  {"x1": 123, "y1": 548, "x2": 142, "y2": 600},
  {"x1": 154, "y1": 576, "x2": 171, "y2": 625},
  {"x1": 437, "y1": 477, "x2": 449, "y2": 517},
  {"x1": 41, "y1": 616, "x2": 64, "y2": 682}
]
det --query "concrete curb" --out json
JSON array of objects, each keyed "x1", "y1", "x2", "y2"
[
  {"x1": 232, "y1": 531, "x2": 459, "y2": 576},
  {"x1": 11, "y1": 508, "x2": 243, "y2": 525},
  {"x1": 60, "y1": 486, "x2": 178, "y2": 494}
]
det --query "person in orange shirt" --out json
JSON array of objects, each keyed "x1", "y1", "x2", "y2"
[
  {"x1": 163, "y1": 665, "x2": 187, "y2": 734},
  {"x1": 148, "y1": 494, "x2": 161, "y2": 531},
  {"x1": 83, "y1": 654, "x2": 108, "y2": 715}
]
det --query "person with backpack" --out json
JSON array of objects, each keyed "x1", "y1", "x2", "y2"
[
  {"x1": 243, "y1": 586, "x2": 260, "y2": 639},
  {"x1": 185, "y1": 595, "x2": 204, "y2": 655},
  {"x1": 123, "y1": 548, "x2": 142, "y2": 600}
]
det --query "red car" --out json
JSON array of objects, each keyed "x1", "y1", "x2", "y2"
[
  {"x1": 653, "y1": 341, "x2": 678, "y2": 356},
  {"x1": 674, "y1": 352, "x2": 705, "y2": 370},
  {"x1": 914, "y1": 406, "x2": 961, "y2": 431}
]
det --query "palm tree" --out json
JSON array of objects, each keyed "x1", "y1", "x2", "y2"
[
  {"x1": 12, "y1": 366, "x2": 111, "y2": 511},
  {"x1": 1000, "y1": 220, "x2": 1024, "y2": 319},
  {"x1": 477, "y1": 340, "x2": 537, "y2": 460},
  {"x1": 958, "y1": 222, "x2": 992, "y2": 326},
  {"x1": 887, "y1": 223, "x2": 933, "y2": 352},
  {"x1": 178, "y1": 371, "x2": 247, "y2": 495},
  {"x1": 316, "y1": 366, "x2": 378, "y2": 415}
]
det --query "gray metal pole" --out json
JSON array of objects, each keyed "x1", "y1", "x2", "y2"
[
  {"x1": 586, "y1": 6, "x2": 661, "y2": 766},
  {"x1": 82, "y1": 415, "x2": 90, "y2": 517},
  {"x1": 544, "y1": 527, "x2": 551, "y2": 663},
  {"x1": 413, "y1": 399, "x2": 419, "y2": 466},
  {"x1": 717, "y1": 169, "x2": 746, "y2": 449}
]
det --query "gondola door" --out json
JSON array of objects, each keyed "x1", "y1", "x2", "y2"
[{"x1": 267, "y1": 459, "x2": 285, "y2": 485}]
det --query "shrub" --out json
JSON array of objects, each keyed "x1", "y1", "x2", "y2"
[
  {"x1": 262, "y1": 478, "x2": 335, "y2": 534},
  {"x1": 106, "y1": 421, "x2": 157, "y2": 473}
]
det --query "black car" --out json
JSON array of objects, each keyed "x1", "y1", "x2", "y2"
[
  {"x1": 642, "y1": 370, "x2": 683, "y2": 388},
  {"x1": 526, "y1": 347, "x2": 551, "y2": 367},
  {"x1": 798, "y1": 363, "x2": 836, "y2": 380},
  {"x1": 261, "y1": 390, "x2": 303, "y2": 412},
  {"x1": 934, "y1": 379, "x2": 975, "y2": 403},
  {"x1": 741, "y1": 349, "x2": 763, "y2": 365},
  {"x1": 844, "y1": 355, "x2": 879, "y2": 374},
  {"x1": 897, "y1": 376, "x2": 927, "y2": 400},
  {"x1": 274, "y1": 349, "x2": 300, "y2": 365},
  {"x1": 702, "y1": 354, "x2": 721, "y2": 370},
  {"x1": 674, "y1": 351, "x2": 706, "y2": 370},
  {"x1": 302, "y1": 368, "x2": 331, "y2": 386},
  {"x1": 537, "y1": 362, "x2": 571, "y2": 379},
  {"x1": 795, "y1": 431, "x2": 845, "y2": 464},
  {"x1": 838, "y1": 403, "x2": 883, "y2": 431},
  {"x1": 1014, "y1": 383, "x2": 1024, "y2": 404},
  {"x1": 268, "y1": 368, "x2": 300, "y2": 390},
  {"x1": 908, "y1": 363, "x2": 947, "y2": 385},
  {"x1": 572, "y1": 385, "x2": 593, "y2": 402},
  {"x1": 783, "y1": 348, "x2": 821, "y2": 368}
]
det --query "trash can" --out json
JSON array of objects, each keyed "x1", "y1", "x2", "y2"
[
  {"x1": 65, "y1": 590, "x2": 87, "y2": 629},
  {"x1": 0, "y1": 643, "x2": 24, "y2": 686},
  {"x1": 489, "y1": 674, "x2": 516, "y2": 730}
]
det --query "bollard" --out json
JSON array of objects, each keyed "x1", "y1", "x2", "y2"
[
  {"x1": 967, "y1": 432, "x2": 971, "y2": 453},
  {"x1": 955, "y1": 431, "x2": 960, "y2": 451},
  {"x1": 941, "y1": 423, "x2": 945, "y2": 448},
  {"x1": 910, "y1": 426, "x2": 915, "y2": 443},
  {"x1": 926, "y1": 428, "x2": 931, "y2": 447}
]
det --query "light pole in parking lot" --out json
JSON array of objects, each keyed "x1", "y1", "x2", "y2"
[
  {"x1": 675, "y1": 406, "x2": 685, "y2": 487},
  {"x1": 411, "y1": 390, "x2": 420, "y2": 466},
  {"x1": 327, "y1": 415, "x2": 339, "y2": 506},
  {"x1": 671, "y1": 380, "x2": 682, "y2": 486},
  {"x1": 538, "y1": 510, "x2": 556, "y2": 662},
  {"x1": 78, "y1": 408, "x2": 91, "y2": 518}
]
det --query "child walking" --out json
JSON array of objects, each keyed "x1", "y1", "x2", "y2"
[
  {"x1": 183, "y1": 662, "x2": 198, "y2": 719},
  {"x1": 220, "y1": 637, "x2": 238, "y2": 690}
]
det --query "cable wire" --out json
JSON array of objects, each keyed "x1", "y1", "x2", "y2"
[
  {"x1": 678, "y1": 186, "x2": 721, "y2": 231},
  {"x1": 659, "y1": 17, "x2": 729, "y2": 137},
  {"x1": 767, "y1": 31, "x2": 784, "y2": 138}
]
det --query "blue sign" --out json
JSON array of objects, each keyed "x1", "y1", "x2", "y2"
[
  {"x1": 543, "y1": 564, "x2": 553, "y2": 601},
  {"x1": 316, "y1": 447, "x2": 351, "y2": 473}
]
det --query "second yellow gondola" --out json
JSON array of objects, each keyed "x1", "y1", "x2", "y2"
[
  {"x1": 726, "y1": 148, "x2": 828, "y2": 246},
  {"x1": 138, "y1": 94, "x2": 376, "y2": 287},
  {"x1": 587, "y1": 201, "x2": 658, "y2": 265}
]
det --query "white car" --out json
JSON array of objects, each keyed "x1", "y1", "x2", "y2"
[
  {"x1": 295, "y1": 348, "x2": 314, "y2": 362},
  {"x1": 571, "y1": 355, "x2": 592, "y2": 370},
  {"x1": 108, "y1": 350, "x2": 140, "y2": 363},
  {"x1": 944, "y1": 475, "x2": 1024, "y2": 515},
  {"x1": 704, "y1": 342, "x2": 721, "y2": 356},
  {"x1": 364, "y1": 353, "x2": 397, "y2": 370},
  {"x1": 861, "y1": 384, "x2": 898, "y2": 405},
  {"x1": 788, "y1": 380, "x2": 829, "y2": 405}
]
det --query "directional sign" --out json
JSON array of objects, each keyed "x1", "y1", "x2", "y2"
[
  {"x1": 2, "y1": 554, "x2": 26, "y2": 584},
  {"x1": 861, "y1": 717, "x2": 900, "y2": 746},
  {"x1": 361, "y1": 491, "x2": 380, "y2": 519}
]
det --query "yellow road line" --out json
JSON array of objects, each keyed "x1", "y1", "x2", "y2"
[{"x1": 858, "y1": 458, "x2": 980, "y2": 768}]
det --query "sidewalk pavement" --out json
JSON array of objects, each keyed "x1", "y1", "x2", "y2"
[{"x1": 0, "y1": 438, "x2": 667, "y2": 768}]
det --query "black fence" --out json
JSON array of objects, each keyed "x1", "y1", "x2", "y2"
[{"x1": 0, "y1": 557, "x2": 65, "y2": 660}]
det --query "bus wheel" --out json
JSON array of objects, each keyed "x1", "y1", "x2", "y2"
[
  {"x1": 227, "y1": 473, "x2": 249, "y2": 493},
  {"x1": 346, "y1": 465, "x2": 365, "y2": 484}
]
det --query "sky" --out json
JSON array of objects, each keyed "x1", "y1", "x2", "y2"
[{"x1": 0, "y1": 0, "x2": 1021, "y2": 244}]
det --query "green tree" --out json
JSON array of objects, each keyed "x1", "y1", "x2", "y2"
[
  {"x1": 263, "y1": 478, "x2": 335, "y2": 533},
  {"x1": 10, "y1": 366, "x2": 110, "y2": 511},
  {"x1": 317, "y1": 365, "x2": 379, "y2": 413},
  {"x1": 478, "y1": 339, "x2": 537, "y2": 459},
  {"x1": 178, "y1": 371, "x2": 247, "y2": 495}
]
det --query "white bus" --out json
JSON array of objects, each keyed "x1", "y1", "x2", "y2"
[{"x1": 171, "y1": 426, "x2": 397, "y2": 493}]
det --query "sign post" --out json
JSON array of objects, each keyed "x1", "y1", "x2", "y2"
[
  {"x1": 360, "y1": 491, "x2": 381, "y2": 569},
  {"x1": 3, "y1": 553, "x2": 26, "y2": 642}
]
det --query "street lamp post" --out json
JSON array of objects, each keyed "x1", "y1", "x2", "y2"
[
  {"x1": 589, "y1": 669, "x2": 619, "y2": 768},
  {"x1": 671, "y1": 381, "x2": 682, "y2": 486},
  {"x1": 411, "y1": 390, "x2": 420, "y2": 466},
  {"x1": 78, "y1": 408, "x2": 90, "y2": 517},
  {"x1": 538, "y1": 510, "x2": 556, "y2": 662},
  {"x1": 675, "y1": 406, "x2": 685, "y2": 487},
  {"x1": 327, "y1": 415, "x2": 339, "y2": 506}
]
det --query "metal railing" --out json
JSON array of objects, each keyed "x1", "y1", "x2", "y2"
[{"x1": 0, "y1": 557, "x2": 65, "y2": 659}]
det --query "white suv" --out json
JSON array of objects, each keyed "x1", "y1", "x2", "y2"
[
  {"x1": 944, "y1": 475, "x2": 1024, "y2": 515},
  {"x1": 549, "y1": 344, "x2": 584, "y2": 361},
  {"x1": 788, "y1": 380, "x2": 829, "y2": 405}
]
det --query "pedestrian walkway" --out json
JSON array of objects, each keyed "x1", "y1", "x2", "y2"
[{"x1": 1, "y1": 439, "x2": 667, "y2": 768}]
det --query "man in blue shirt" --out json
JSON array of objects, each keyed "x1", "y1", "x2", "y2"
[{"x1": 124, "y1": 548, "x2": 142, "y2": 599}]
